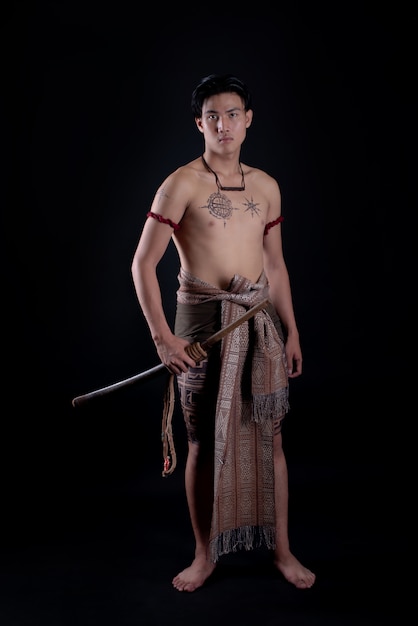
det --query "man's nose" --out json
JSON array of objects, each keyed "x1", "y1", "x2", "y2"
[{"x1": 217, "y1": 117, "x2": 229, "y2": 132}]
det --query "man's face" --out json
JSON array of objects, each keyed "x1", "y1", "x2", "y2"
[{"x1": 196, "y1": 92, "x2": 253, "y2": 152}]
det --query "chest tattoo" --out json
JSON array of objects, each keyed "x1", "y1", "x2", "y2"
[
  {"x1": 201, "y1": 191, "x2": 240, "y2": 227},
  {"x1": 242, "y1": 196, "x2": 261, "y2": 217}
]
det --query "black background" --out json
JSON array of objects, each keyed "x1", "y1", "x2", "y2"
[{"x1": 1, "y1": 3, "x2": 416, "y2": 625}]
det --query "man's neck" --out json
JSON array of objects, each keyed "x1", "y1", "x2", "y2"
[
  {"x1": 201, "y1": 154, "x2": 245, "y2": 192},
  {"x1": 202, "y1": 151, "x2": 242, "y2": 177}
]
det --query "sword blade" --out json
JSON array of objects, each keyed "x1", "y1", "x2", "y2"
[
  {"x1": 72, "y1": 298, "x2": 269, "y2": 408},
  {"x1": 72, "y1": 363, "x2": 167, "y2": 407}
]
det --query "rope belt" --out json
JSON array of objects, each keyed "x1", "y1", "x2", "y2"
[{"x1": 161, "y1": 341, "x2": 208, "y2": 477}]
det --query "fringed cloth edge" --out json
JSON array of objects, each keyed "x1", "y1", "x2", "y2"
[{"x1": 210, "y1": 525, "x2": 276, "y2": 560}]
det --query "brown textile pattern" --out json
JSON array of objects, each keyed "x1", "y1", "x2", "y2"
[
  {"x1": 177, "y1": 358, "x2": 217, "y2": 444},
  {"x1": 176, "y1": 269, "x2": 290, "y2": 562}
]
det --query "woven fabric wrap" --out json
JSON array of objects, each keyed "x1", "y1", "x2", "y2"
[{"x1": 176, "y1": 268, "x2": 290, "y2": 562}]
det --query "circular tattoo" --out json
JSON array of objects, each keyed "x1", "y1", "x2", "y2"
[{"x1": 202, "y1": 191, "x2": 239, "y2": 226}]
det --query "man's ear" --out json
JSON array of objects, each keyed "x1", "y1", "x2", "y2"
[
  {"x1": 245, "y1": 109, "x2": 254, "y2": 128},
  {"x1": 195, "y1": 117, "x2": 204, "y2": 133}
]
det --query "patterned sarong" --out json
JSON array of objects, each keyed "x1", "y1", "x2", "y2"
[{"x1": 175, "y1": 268, "x2": 290, "y2": 562}]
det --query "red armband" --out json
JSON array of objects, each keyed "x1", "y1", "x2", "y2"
[
  {"x1": 146, "y1": 211, "x2": 180, "y2": 231},
  {"x1": 264, "y1": 216, "x2": 284, "y2": 236}
]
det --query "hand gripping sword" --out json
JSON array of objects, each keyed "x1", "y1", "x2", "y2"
[{"x1": 72, "y1": 298, "x2": 269, "y2": 408}]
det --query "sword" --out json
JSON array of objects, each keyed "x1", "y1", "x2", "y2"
[{"x1": 71, "y1": 298, "x2": 269, "y2": 408}]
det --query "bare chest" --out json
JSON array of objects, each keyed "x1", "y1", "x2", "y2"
[{"x1": 187, "y1": 183, "x2": 268, "y2": 233}]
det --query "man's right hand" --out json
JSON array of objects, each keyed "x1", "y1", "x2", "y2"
[{"x1": 156, "y1": 335, "x2": 196, "y2": 375}]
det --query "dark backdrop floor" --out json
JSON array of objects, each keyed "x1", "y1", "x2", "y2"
[{"x1": 0, "y1": 375, "x2": 413, "y2": 626}]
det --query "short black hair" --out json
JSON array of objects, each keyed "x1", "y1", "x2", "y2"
[{"x1": 191, "y1": 73, "x2": 252, "y2": 118}]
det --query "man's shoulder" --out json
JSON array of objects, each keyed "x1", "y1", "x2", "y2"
[
  {"x1": 173, "y1": 157, "x2": 202, "y2": 176},
  {"x1": 243, "y1": 164, "x2": 280, "y2": 192},
  {"x1": 167, "y1": 157, "x2": 203, "y2": 187}
]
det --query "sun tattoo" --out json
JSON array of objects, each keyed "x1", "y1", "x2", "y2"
[
  {"x1": 242, "y1": 196, "x2": 261, "y2": 217},
  {"x1": 201, "y1": 191, "x2": 240, "y2": 227}
]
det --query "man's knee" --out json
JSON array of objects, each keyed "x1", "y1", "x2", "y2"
[{"x1": 273, "y1": 414, "x2": 285, "y2": 435}]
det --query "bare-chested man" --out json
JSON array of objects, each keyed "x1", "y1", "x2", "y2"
[{"x1": 131, "y1": 74, "x2": 316, "y2": 592}]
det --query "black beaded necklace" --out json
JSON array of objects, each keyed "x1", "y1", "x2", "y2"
[{"x1": 201, "y1": 155, "x2": 245, "y2": 191}]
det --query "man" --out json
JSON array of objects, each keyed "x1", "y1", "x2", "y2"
[{"x1": 131, "y1": 73, "x2": 316, "y2": 592}]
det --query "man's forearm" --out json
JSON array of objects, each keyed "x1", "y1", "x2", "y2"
[
  {"x1": 132, "y1": 267, "x2": 173, "y2": 345},
  {"x1": 268, "y1": 278, "x2": 299, "y2": 337}
]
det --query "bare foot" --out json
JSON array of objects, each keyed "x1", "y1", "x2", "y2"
[
  {"x1": 274, "y1": 554, "x2": 316, "y2": 589},
  {"x1": 172, "y1": 557, "x2": 216, "y2": 592}
]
